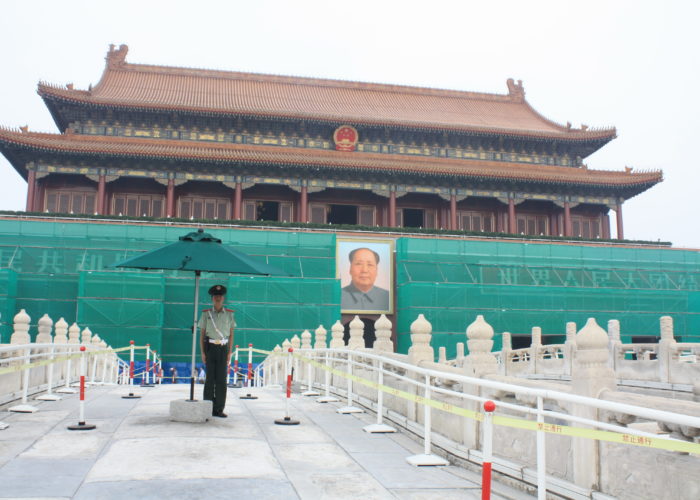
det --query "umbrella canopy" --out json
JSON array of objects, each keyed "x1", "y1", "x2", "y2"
[{"x1": 113, "y1": 228, "x2": 287, "y2": 275}]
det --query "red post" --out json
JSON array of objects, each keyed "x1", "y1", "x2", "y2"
[
  {"x1": 145, "y1": 344, "x2": 151, "y2": 384},
  {"x1": 68, "y1": 346, "x2": 96, "y2": 430},
  {"x1": 233, "y1": 345, "x2": 239, "y2": 384},
  {"x1": 274, "y1": 347, "x2": 299, "y2": 425},
  {"x1": 482, "y1": 400, "x2": 496, "y2": 500},
  {"x1": 129, "y1": 340, "x2": 135, "y2": 381},
  {"x1": 247, "y1": 343, "x2": 253, "y2": 386}
]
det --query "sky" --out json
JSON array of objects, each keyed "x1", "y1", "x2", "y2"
[{"x1": 0, "y1": 0, "x2": 698, "y2": 248}]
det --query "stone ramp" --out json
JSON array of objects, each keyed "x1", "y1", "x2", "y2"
[{"x1": 0, "y1": 384, "x2": 533, "y2": 499}]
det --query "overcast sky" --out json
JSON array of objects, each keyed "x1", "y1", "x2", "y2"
[{"x1": 1, "y1": 1, "x2": 698, "y2": 248}]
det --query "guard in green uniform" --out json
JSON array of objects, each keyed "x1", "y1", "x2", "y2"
[{"x1": 199, "y1": 284, "x2": 234, "y2": 417}]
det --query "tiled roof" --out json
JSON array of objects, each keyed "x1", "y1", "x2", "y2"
[
  {"x1": 0, "y1": 127, "x2": 661, "y2": 191},
  {"x1": 37, "y1": 44, "x2": 615, "y2": 141}
]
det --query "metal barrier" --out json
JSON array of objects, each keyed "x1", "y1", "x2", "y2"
[{"x1": 261, "y1": 347, "x2": 700, "y2": 500}]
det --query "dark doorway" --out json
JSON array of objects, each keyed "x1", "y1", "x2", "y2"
[
  {"x1": 258, "y1": 201, "x2": 279, "y2": 221},
  {"x1": 403, "y1": 208, "x2": 424, "y2": 228},
  {"x1": 328, "y1": 204, "x2": 357, "y2": 225},
  {"x1": 343, "y1": 318, "x2": 376, "y2": 348}
]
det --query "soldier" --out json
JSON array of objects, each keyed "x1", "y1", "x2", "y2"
[{"x1": 199, "y1": 284, "x2": 234, "y2": 417}]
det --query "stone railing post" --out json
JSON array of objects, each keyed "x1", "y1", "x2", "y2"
[
  {"x1": 373, "y1": 314, "x2": 393, "y2": 352},
  {"x1": 329, "y1": 320, "x2": 344, "y2": 348},
  {"x1": 81, "y1": 327, "x2": 92, "y2": 345},
  {"x1": 464, "y1": 315, "x2": 497, "y2": 378},
  {"x1": 10, "y1": 309, "x2": 31, "y2": 344},
  {"x1": 290, "y1": 334, "x2": 301, "y2": 350},
  {"x1": 348, "y1": 315, "x2": 364, "y2": 349},
  {"x1": 53, "y1": 318, "x2": 68, "y2": 384},
  {"x1": 530, "y1": 326, "x2": 542, "y2": 374},
  {"x1": 657, "y1": 316, "x2": 675, "y2": 384},
  {"x1": 455, "y1": 342, "x2": 465, "y2": 364},
  {"x1": 272, "y1": 344, "x2": 282, "y2": 385},
  {"x1": 300, "y1": 329, "x2": 312, "y2": 349},
  {"x1": 68, "y1": 323, "x2": 80, "y2": 344},
  {"x1": 54, "y1": 318, "x2": 68, "y2": 344},
  {"x1": 572, "y1": 318, "x2": 616, "y2": 490},
  {"x1": 501, "y1": 332, "x2": 512, "y2": 376},
  {"x1": 438, "y1": 346, "x2": 447, "y2": 364},
  {"x1": 463, "y1": 315, "x2": 497, "y2": 450},
  {"x1": 282, "y1": 338, "x2": 291, "y2": 351},
  {"x1": 36, "y1": 314, "x2": 53, "y2": 344},
  {"x1": 606, "y1": 319, "x2": 621, "y2": 372},
  {"x1": 314, "y1": 325, "x2": 327, "y2": 349},
  {"x1": 564, "y1": 321, "x2": 577, "y2": 376},
  {"x1": 408, "y1": 314, "x2": 433, "y2": 365}
]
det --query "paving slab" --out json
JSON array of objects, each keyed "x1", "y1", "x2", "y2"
[
  {"x1": 0, "y1": 384, "x2": 533, "y2": 499},
  {"x1": 86, "y1": 437, "x2": 284, "y2": 482}
]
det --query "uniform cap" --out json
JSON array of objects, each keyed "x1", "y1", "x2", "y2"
[{"x1": 208, "y1": 284, "x2": 227, "y2": 296}]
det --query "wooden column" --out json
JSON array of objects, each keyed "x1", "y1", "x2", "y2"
[
  {"x1": 97, "y1": 173, "x2": 106, "y2": 215},
  {"x1": 233, "y1": 181, "x2": 242, "y2": 220},
  {"x1": 549, "y1": 212, "x2": 558, "y2": 236},
  {"x1": 166, "y1": 178, "x2": 175, "y2": 217},
  {"x1": 508, "y1": 198, "x2": 516, "y2": 233},
  {"x1": 603, "y1": 214, "x2": 611, "y2": 239},
  {"x1": 300, "y1": 185, "x2": 308, "y2": 223},
  {"x1": 615, "y1": 203, "x2": 624, "y2": 240},
  {"x1": 564, "y1": 202, "x2": 572, "y2": 237},
  {"x1": 26, "y1": 170, "x2": 36, "y2": 212},
  {"x1": 449, "y1": 193, "x2": 457, "y2": 230},
  {"x1": 388, "y1": 190, "x2": 396, "y2": 227}
]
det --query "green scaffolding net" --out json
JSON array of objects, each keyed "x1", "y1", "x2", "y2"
[
  {"x1": 0, "y1": 218, "x2": 698, "y2": 361},
  {"x1": 0, "y1": 219, "x2": 339, "y2": 359},
  {"x1": 395, "y1": 238, "x2": 700, "y2": 358}
]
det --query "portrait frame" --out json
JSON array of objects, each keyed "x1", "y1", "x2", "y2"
[{"x1": 337, "y1": 237, "x2": 394, "y2": 314}]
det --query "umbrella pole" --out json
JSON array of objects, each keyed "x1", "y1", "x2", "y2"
[{"x1": 190, "y1": 270, "x2": 201, "y2": 401}]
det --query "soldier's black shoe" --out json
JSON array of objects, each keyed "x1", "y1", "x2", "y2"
[{"x1": 212, "y1": 411, "x2": 227, "y2": 418}]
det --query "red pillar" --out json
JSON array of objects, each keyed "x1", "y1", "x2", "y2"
[
  {"x1": 549, "y1": 212, "x2": 558, "y2": 236},
  {"x1": 300, "y1": 185, "x2": 308, "y2": 223},
  {"x1": 450, "y1": 194, "x2": 457, "y2": 230},
  {"x1": 166, "y1": 178, "x2": 175, "y2": 217},
  {"x1": 564, "y1": 202, "x2": 572, "y2": 237},
  {"x1": 389, "y1": 190, "x2": 396, "y2": 227},
  {"x1": 233, "y1": 182, "x2": 242, "y2": 220},
  {"x1": 508, "y1": 198, "x2": 516, "y2": 233},
  {"x1": 616, "y1": 203, "x2": 624, "y2": 240},
  {"x1": 97, "y1": 173, "x2": 106, "y2": 215},
  {"x1": 603, "y1": 214, "x2": 611, "y2": 239},
  {"x1": 26, "y1": 170, "x2": 36, "y2": 212}
]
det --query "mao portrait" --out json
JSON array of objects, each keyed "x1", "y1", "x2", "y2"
[{"x1": 337, "y1": 239, "x2": 394, "y2": 313}]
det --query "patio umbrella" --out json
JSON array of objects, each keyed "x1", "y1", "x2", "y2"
[{"x1": 113, "y1": 228, "x2": 288, "y2": 400}]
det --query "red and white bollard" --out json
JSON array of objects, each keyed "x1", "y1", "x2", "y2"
[
  {"x1": 247, "y1": 343, "x2": 253, "y2": 387},
  {"x1": 232, "y1": 345, "x2": 240, "y2": 386},
  {"x1": 122, "y1": 340, "x2": 141, "y2": 399},
  {"x1": 240, "y1": 343, "x2": 258, "y2": 400},
  {"x1": 68, "y1": 346, "x2": 96, "y2": 431},
  {"x1": 142, "y1": 344, "x2": 154, "y2": 387},
  {"x1": 482, "y1": 400, "x2": 496, "y2": 500},
  {"x1": 274, "y1": 347, "x2": 299, "y2": 425}
]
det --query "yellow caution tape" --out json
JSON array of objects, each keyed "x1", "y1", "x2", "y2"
[
  {"x1": 256, "y1": 349, "x2": 700, "y2": 455},
  {"x1": 0, "y1": 345, "x2": 145, "y2": 377}
]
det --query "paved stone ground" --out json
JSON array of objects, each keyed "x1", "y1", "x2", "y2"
[{"x1": 0, "y1": 383, "x2": 534, "y2": 499}]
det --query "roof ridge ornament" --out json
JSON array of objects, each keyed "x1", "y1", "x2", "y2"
[
  {"x1": 106, "y1": 44, "x2": 129, "y2": 69},
  {"x1": 506, "y1": 78, "x2": 525, "y2": 102}
]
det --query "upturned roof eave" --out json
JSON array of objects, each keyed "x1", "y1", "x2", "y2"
[
  {"x1": 36, "y1": 84, "x2": 617, "y2": 144},
  {"x1": 0, "y1": 129, "x2": 661, "y2": 197}
]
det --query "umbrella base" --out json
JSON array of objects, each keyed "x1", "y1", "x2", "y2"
[
  {"x1": 169, "y1": 399, "x2": 212, "y2": 423},
  {"x1": 274, "y1": 416, "x2": 300, "y2": 425}
]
